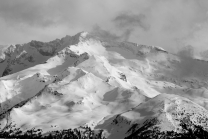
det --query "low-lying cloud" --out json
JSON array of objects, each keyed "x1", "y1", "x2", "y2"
[{"x1": 167, "y1": 46, "x2": 208, "y2": 79}]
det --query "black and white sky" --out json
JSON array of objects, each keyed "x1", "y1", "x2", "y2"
[{"x1": 0, "y1": 0, "x2": 208, "y2": 54}]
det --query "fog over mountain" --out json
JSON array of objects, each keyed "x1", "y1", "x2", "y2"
[{"x1": 1, "y1": 0, "x2": 208, "y2": 138}]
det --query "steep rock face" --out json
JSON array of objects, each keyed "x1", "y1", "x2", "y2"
[{"x1": 0, "y1": 32, "x2": 208, "y2": 138}]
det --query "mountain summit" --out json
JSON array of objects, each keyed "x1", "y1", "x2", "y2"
[{"x1": 0, "y1": 32, "x2": 208, "y2": 138}]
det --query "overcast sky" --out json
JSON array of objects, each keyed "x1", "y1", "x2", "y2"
[{"x1": 0, "y1": 0, "x2": 208, "y2": 54}]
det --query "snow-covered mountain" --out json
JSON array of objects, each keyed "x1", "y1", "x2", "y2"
[{"x1": 0, "y1": 32, "x2": 208, "y2": 138}]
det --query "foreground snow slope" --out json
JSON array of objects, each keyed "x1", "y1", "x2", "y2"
[
  {"x1": 0, "y1": 32, "x2": 208, "y2": 138},
  {"x1": 95, "y1": 94, "x2": 208, "y2": 139}
]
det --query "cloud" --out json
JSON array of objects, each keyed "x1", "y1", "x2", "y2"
[
  {"x1": 164, "y1": 46, "x2": 208, "y2": 79},
  {"x1": 106, "y1": 12, "x2": 149, "y2": 42},
  {"x1": 0, "y1": 0, "x2": 57, "y2": 27},
  {"x1": 0, "y1": 0, "x2": 207, "y2": 57},
  {"x1": 122, "y1": 29, "x2": 133, "y2": 41},
  {"x1": 177, "y1": 45, "x2": 194, "y2": 58},
  {"x1": 91, "y1": 26, "x2": 121, "y2": 41},
  {"x1": 113, "y1": 13, "x2": 149, "y2": 31},
  {"x1": 90, "y1": 12, "x2": 149, "y2": 42},
  {"x1": 90, "y1": 26, "x2": 133, "y2": 42},
  {"x1": 200, "y1": 50, "x2": 208, "y2": 60},
  {"x1": 129, "y1": 0, "x2": 208, "y2": 53}
]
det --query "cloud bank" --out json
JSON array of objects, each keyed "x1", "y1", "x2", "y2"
[{"x1": 0, "y1": 0, "x2": 208, "y2": 56}]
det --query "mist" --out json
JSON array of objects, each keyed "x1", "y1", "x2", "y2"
[{"x1": 163, "y1": 46, "x2": 208, "y2": 80}]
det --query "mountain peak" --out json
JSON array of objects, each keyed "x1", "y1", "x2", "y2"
[{"x1": 73, "y1": 31, "x2": 94, "y2": 41}]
